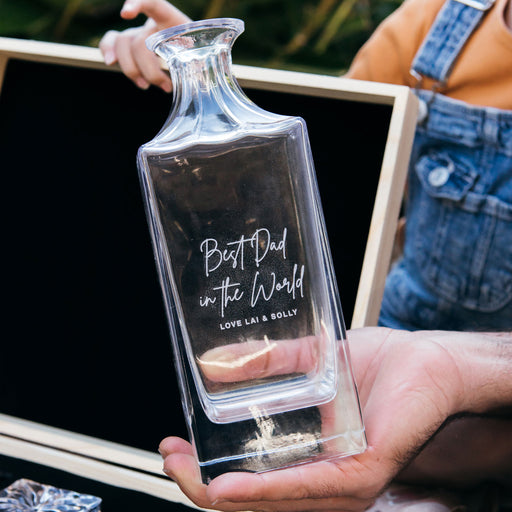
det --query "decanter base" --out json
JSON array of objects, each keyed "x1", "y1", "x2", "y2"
[
  {"x1": 192, "y1": 393, "x2": 367, "y2": 483},
  {"x1": 197, "y1": 412, "x2": 367, "y2": 483}
]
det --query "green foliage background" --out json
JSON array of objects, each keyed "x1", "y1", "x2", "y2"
[{"x1": 0, "y1": 0, "x2": 402, "y2": 74}]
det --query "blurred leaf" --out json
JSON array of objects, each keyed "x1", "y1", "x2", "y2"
[
  {"x1": 54, "y1": 0, "x2": 84, "y2": 39},
  {"x1": 273, "y1": 0, "x2": 337, "y2": 61},
  {"x1": 314, "y1": 0, "x2": 359, "y2": 53},
  {"x1": 203, "y1": 0, "x2": 226, "y2": 18}
]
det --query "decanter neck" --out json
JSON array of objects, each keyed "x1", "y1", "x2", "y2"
[
  {"x1": 166, "y1": 45, "x2": 245, "y2": 128},
  {"x1": 146, "y1": 19, "x2": 283, "y2": 143}
]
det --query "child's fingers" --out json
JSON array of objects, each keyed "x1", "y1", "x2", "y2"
[
  {"x1": 121, "y1": 0, "x2": 191, "y2": 27},
  {"x1": 111, "y1": 28, "x2": 150, "y2": 89},
  {"x1": 99, "y1": 30, "x2": 120, "y2": 65},
  {"x1": 129, "y1": 28, "x2": 173, "y2": 92}
]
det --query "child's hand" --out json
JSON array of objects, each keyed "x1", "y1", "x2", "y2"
[{"x1": 99, "y1": 0, "x2": 191, "y2": 92}]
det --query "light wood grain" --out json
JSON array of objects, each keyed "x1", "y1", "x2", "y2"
[
  {"x1": 0, "y1": 413, "x2": 162, "y2": 475},
  {"x1": 351, "y1": 88, "x2": 418, "y2": 327},
  {"x1": 0, "y1": 37, "x2": 409, "y2": 105},
  {"x1": 0, "y1": 432, "x2": 207, "y2": 509}
]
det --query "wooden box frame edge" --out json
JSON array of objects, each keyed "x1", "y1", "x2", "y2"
[
  {"x1": 0, "y1": 414, "x2": 202, "y2": 509},
  {"x1": 0, "y1": 37, "x2": 418, "y2": 506},
  {"x1": 0, "y1": 36, "x2": 418, "y2": 329}
]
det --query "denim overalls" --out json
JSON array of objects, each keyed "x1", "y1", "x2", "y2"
[{"x1": 379, "y1": 0, "x2": 512, "y2": 331}]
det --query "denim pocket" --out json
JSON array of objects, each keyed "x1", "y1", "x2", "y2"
[{"x1": 411, "y1": 151, "x2": 512, "y2": 311}]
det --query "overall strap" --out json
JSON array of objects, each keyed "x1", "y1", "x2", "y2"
[{"x1": 411, "y1": 0, "x2": 495, "y2": 85}]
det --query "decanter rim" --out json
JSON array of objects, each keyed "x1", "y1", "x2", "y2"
[{"x1": 145, "y1": 18, "x2": 245, "y2": 53}]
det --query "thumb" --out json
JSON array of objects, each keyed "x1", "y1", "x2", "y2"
[{"x1": 120, "y1": 0, "x2": 191, "y2": 28}]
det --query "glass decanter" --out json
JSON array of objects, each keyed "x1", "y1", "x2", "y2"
[{"x1": 137, "y1": 18, "x2": 366, "y2": 482}]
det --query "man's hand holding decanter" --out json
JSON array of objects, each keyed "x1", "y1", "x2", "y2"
[{"x1": 160, "y1": 327, "x2": 512, "y2": 511}]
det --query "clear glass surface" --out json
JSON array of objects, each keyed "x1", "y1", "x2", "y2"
[
  {"x1": 138, "y1": 18, "x2": 366, "y2": 481},
  {"x1": 0, "y1": 479, "x2": 101, "y2": 511}
]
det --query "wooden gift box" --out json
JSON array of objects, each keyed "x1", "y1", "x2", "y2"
[{"x1": 0, "y1": 36, "x2": 417, "y2": 510}]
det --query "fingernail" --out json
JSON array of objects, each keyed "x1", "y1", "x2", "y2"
[
  {"x1": 121, "y1": 1, "x2": 135, "y2": 12},
  {"x1": 103, "y1": 50, "x2": 116, "y2": 66},
  {"x1": 135, "y1": 77, "x2": 150, "y2": 90},
  {"x1": 162, "y1": 466, "x2": 175, "y2": 480},
  {"x1": 161, "y1": 81, "x2": 172, "y2": 93}
]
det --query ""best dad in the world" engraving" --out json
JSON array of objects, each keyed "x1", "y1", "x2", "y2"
[{"x1": 198, "y1": 227, "x2": 305, "y2": 320}]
